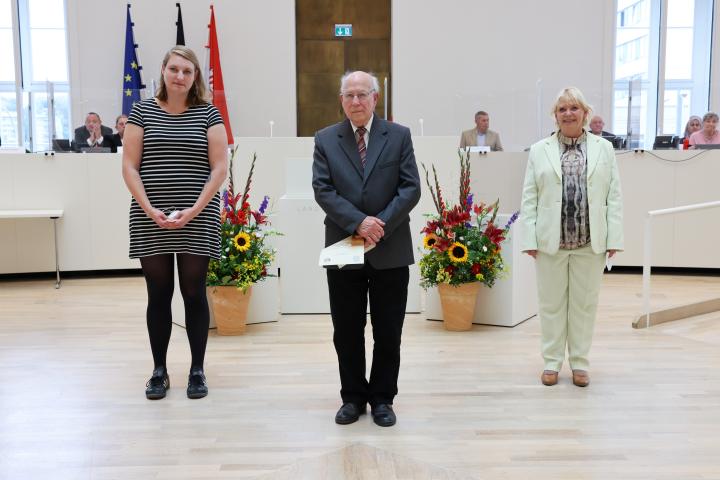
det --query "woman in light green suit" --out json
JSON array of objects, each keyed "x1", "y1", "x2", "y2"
[{"x1": 520, "y1": 87, "x2": 623, "y2": 387}]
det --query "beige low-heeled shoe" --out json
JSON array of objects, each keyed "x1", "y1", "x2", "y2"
[
  {"x1": 541, "y1": 370, "x2": 558, "y2": 386},
  {"x1": 572, "y1": 369, "x2": 590, "y2": 387}
]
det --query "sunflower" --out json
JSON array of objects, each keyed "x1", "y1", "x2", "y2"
[
  {"x1": 423, "y1": 233, "x2": 439, "y2": 249},
  {"x1": 448, "y1": 242, "x2": 469, "y2": 263},
  {"x1": 233, "y1": 231, "x2": 252, "y2": 252}
]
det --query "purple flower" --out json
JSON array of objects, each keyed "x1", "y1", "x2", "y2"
[
  {"x1": 504, "y1": 211, "x2": 519, "y2": 230},
  {"x1": 259, "y1": 195, "x2": 270, "y2": 214},
  {"x1": 222, "y1": 190, "x2": 229, "y2": 208},
  {"x1": 466, "y1": 193, "x2": 474, "y2": 209}
]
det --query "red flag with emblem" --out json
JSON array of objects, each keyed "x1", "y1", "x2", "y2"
[{"x1": 206, "y1": 5, "x2": 234, "y2": 145}]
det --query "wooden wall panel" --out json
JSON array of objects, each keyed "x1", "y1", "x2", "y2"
[
  {"x1": 296, "y1": 0, "x2": 391, "y2": 136},
  {"x1": 297, "y1": 74, "x2": 342, "y2": 106},
  {"x1": 297, "y1": 41, "x2": 345, "y2": 74},
  {"x1": 296, "y1": 0, "x2": 340, "y2": 39}
]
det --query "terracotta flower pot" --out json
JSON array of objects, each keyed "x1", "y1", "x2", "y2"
[
  {"x1": 207, "y1": 285, "x2": 252, "y2": 335},
  {"x1": 438, "y1": 282, "x2": 481, "y2": 331}
]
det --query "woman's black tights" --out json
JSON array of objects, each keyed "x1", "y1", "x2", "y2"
[{"x1": 140, "y1": 253, "x2": 210, "y2": 371}]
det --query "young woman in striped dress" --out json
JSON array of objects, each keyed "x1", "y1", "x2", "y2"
[{"x1": 122, "y1": 46, "x2": 228, "y2": 400}]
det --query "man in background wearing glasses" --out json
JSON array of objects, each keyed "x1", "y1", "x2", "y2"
[{"x1": 312, "y1": 71, "x2": 421, "y2": 427}]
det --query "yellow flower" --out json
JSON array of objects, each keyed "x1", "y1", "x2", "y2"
[
  {"x1": 475, "y1": 273, "x2": 484, "y2": 281},
  {"x1": 448, "y1": 242, "x2": 469, "y2": 263},
  {"x1": 423, "y1": 233, "x2": 439, "y2": 249},
  {"x1": 233, "y1": 232, "x2": 251, "y2": 252}
]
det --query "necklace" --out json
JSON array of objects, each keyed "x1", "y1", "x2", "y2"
[{"x1": 557, "y1": 130, "x2": 587, "y2": 148}]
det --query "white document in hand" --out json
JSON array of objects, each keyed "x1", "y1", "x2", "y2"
[{"x1": 318, "y1": 235, "x2": 374, "y2": 268}]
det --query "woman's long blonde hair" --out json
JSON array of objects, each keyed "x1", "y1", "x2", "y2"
[{"x1": 155, "y1": 45, "x2": 209, "y2": 106}]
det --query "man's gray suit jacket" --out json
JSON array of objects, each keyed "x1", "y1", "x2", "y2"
[{"x1": 312, "y1": 117, "x2": 421, "y2": 270}]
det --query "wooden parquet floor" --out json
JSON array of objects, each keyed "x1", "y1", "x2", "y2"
[{"x1": 1, "y1": 273, "x2": 720, "y2": 479}]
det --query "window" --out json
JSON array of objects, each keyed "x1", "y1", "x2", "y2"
[
  {"x1": 661, "y1": 0, "x2": 712, "y2": 136},
  {"x1": 613, "y1": 0, "x2": 714, "y2": 147},
  {"x1": 0, "y1": 0, "x2": 18, "y2": 147},
  {"x1": 613, "y1": 0, "x2": 659, "y2": 148},
  {"x1": 1, "y1": 0, "x2": 70, "y2": 151},
  {"x1": 26, "y1": 0, "x2": 68, "y2": 82}
]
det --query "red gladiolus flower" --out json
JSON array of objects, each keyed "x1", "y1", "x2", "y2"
[
  {"x1": 484, "y1": 222, "x2": 506, "y2": 245},
  {"x1": 443, "y1": 205, "x2": 471, "y2": 227},
  {"x1": 471, "y1": 263, "x2": 481, "y2": 274},
  {"x1": 252, "y1": 211, "x2": 267, "y2": 225},
  {"x1": 422, "y1": 219, "x2": 443, "y2": 234},
  {"x1": 473, "y1": 202, "x2": 486, "y2": 216}
]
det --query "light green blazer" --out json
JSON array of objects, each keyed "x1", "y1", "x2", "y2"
[{"x1": 520, "y1": 133, "x2": 623, "y2": 255}]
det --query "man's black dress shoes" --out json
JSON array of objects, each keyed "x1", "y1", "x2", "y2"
[
  {"x1": 187, "y1": 367, "x2": 208, "y2": 399},
  {"x1": 334, "y1": 402, "x2": 366, "y2": 425},
  {"x1": 145, "y1": 367, "x2": 170, "y2": 400},
  {"x1": 371, "y1": 403, "x2": 396, "y2": 427}
]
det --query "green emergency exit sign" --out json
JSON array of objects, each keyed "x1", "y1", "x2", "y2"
[{"x1": 334, "y1": 24, "x2": 352, "y2": 37}]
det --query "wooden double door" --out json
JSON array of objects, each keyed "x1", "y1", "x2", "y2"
[{"x1": 296, "y1": 0, "x2": 391, "y2": 137}]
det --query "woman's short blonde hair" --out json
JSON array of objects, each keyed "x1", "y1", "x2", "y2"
[
  {"x1": 156, "y1": 45, "x2": 209, "y2": 106},
  {"x1": 551, "y1": 87, "x2": 592, "y2": 129}
]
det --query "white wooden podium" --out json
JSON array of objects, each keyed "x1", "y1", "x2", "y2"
[
  {"x1": 424, "y1": 215, "x2": 537, "y2": 327},
  {"x1": 276, "y1": 157, "x2": 422, "y2": 314}
]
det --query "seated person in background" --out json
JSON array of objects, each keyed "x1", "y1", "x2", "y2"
[
  {"x1": 689, "y1": 112, "x2": 720, "y2": 148},
  {"x1": 682, "y1": 116, "x2": 701, "y2": 142},
  {"x1": 112, "y1": 114, "x2": 128, "y2": 148},
  {"x1": 681, "y1": 115, "x2": 701, "y2": 149},
  {"x1": 72, "y1": 112, "x2": 115, "y2": 152},
  {"x1": 588, "y1": 115, "x2": 615, "y2": 139},
  {"x1": 460, "y1": 110, "x2": 503, "y2": 151}
]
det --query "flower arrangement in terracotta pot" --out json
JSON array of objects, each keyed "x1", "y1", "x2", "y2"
[
  {"x1": 206, "y1": 148, "x2": 278, "y2": 335},
  {"x1": 419, "y1": 150, "x2": 518, "y2": 330}
]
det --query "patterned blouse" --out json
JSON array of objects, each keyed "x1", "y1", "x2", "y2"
[{"x1": 557, "y1": 130, "x2": 590, "y2": 250}]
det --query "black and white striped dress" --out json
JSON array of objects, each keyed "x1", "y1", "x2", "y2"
[{"x1": 127, "y1": 99, "x2": 224, "y2": 259}]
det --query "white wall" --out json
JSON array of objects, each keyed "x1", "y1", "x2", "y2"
[
  {"x1": 65, "y1": 0, "x2": 297, "y2": 137},
  {"x1": 392, "y1": 0, "x2": 615, "y2": 149},
  {"x1": 4, "y1": 147, "x2": 720, "y2": 274},
  {"x1": 63, "y1": 1, "x2": 616, "y2": 145}
]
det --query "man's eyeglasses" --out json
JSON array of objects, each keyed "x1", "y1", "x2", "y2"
[{"x1": 341, "y1": 91, "x2": 374, "y2": 102}]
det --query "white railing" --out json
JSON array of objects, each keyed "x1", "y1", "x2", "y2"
[{"x1": 641, "y1": 200, "x2": 720, "y2": 327}]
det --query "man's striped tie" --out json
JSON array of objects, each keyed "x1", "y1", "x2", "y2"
[{"x1": 356, "y1": 126, "x2": 367, "y2": 168}]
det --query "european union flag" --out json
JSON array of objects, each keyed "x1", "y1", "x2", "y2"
[{"x1": 122, "y1": 4, "x2": 145, "y2": 115}]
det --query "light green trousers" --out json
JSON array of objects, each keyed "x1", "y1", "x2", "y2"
[{"x1": 535, "y1": 244, "x2": 606, "y2": 371}]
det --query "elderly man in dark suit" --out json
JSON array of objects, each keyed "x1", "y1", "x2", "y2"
[{"x1": 312, "y1": 71, "x2": 421, "y2": 427}]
